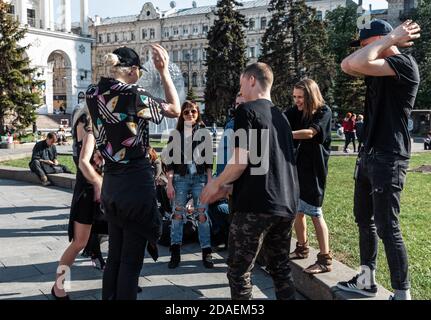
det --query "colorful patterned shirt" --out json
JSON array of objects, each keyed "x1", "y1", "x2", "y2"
[{"x1": 86, "y1": 77, "x2": 166, "y2": 164}]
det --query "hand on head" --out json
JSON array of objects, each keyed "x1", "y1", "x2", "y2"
[{"x1": 389, "y1": 20, "x2": 421, "y2": 48}]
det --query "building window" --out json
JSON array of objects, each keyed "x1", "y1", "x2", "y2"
[
  {"x1": 316, "y1": 10, "x2": 323, "y2": 21},
  {"x1": 193, "y1": 25, "x2": 199, "y2": 34},
  {"x1": 202, "y1": 74, "x2": 206, "y2": 86},
  {"x1": 107, "y1": 33, "x2": 111, "y2": 42},
  {"x1": 123, "y1": 32, "x2": 127, "y2": 41},
  {"x1": 404, "y1": 0, "x2": 415, "y2": 13},
  {"x1": 183, "y1": 72, "x2": 189, "y2": 88},
  {"x1": 98, "y1": 34, "x2": 103, "y2": 43},
  {"x1": 183, "y1": 26, "x2": 189, "y2": 35},
  {"x1": 173, "y1": 27, "x2": 179, "y2": 35},
  {"x1": 249, "y1": 18, "x2": 255, "y2": 30},
  {"x1": 27, "y1": 9, "x2": 36, "y2": 27},
  {"x1": 131, "y1": 31, "x2": 135, "y2": 41},
  {"x1": 260, "y1": 17, "x2": 267, "y2": 29},
  {"x1": 192, "y1": 49, "x2": 199, "y2": 62},
  {"x1": 182, "y1": 49, "x2": 190, "y2": 61},
  {"x1": 114, "y1": 33, "x2": 119, "y2": 42},
  {"x1": 173, "y1": 50, "x2": 179, "y2": 62},
  {"x1": 142, "y1": 29, "x2": 147, "y2": 39},
  {"x1": 192, "y1": 73, "x2": 198, "y2": 87},
  {"x1": 8, "y1": 5, "x2": 15, "y2": 14},
  {"x1": 202, "y1": 25, "x2": 209, "y2": 34},
  {"x1": 249, "y1": 47, "x2": 256, "y2": 58},
  {"x1": 150, "y1": 28, "x2": 155, "y2": 39},
  {"x1": 164, "y1": 28, "x2": 170, "y2": 38},
  {"x1": 202, "y1": 48, "x2": 207, "y2": 61}
]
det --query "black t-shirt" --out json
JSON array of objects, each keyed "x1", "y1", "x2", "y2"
[
  {"x1": 364, "y1": 54, "x2": 420, "y2": 158},
  {"x1": 285, "y1": 105, "x2": 332, "y2": 207},
  {"x1": 31, "y1": 140, "x2": 57, "y2": 162},
  {"x1": 232, "y1": 99, "x2": 299, "y2": 218}
]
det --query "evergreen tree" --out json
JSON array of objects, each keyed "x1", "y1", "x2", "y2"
[
  {"x1": 326, "y1": 3, "x2": 366, "y2": 116},
  {"x1": 260, "y1": 0, "x2": 335, "y2": 109},
  {"x1": 411, "y1": 1, "x2": 431, "y2": 109},
  {"x1": 0, "y1": 0, "x2": 42, "y2": 135},
  {"x1": 204, "y1": 0, "x2": 247, "y2": 124},
  {"x1": 186, "y1": 87, "x2": 198, "y2": 102}
]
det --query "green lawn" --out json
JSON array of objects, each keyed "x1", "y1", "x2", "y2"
[
  {"x1": 1, "y1": 152, "x2": 430, "y2": 299},
  {"x1": 1, "y1": 155, "x2": 77, "y2": 174},
  {"x1": 316, "y1": 153, "x2": 431, "y2": 300}
]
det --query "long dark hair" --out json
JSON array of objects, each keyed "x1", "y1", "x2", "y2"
[
  {"x1": 294, "y1": 79, "x2": 325, "y2": 121},
  {"x1": 176, "y1": 100, "x2": 204, "y2": 132}
]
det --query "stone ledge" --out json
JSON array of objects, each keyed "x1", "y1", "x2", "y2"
[
  {"x1": 0, "y1": 166, "x2": 393, "y2": 300},
  {"x1": 288, "y1": 239, "x2": 393, "y2": 300},
  {"x1": 0, "y1": 166, "x2": 75, "y2": 190}
]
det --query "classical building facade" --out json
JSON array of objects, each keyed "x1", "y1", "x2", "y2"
[
  {"x1": 6, "y1": 0, "x2": 93, "y2": 114},
  {"x1": 89, "y1": 0, "x2": 349, "y2": 103},
  {"x1": 387, "y1": 0, "x2": 420, "y2": 27}
]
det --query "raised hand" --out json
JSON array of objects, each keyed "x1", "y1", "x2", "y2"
[
  {"x1": 151, "y1": 44, "x2": 170, "y2": 72},
  {"x1": 388, "y1": 20, "x2": 421, "y2": 48}
]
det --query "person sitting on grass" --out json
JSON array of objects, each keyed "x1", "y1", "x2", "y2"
[{"x1": 29, "y1": 132, "x2": 72, "y2": 186}]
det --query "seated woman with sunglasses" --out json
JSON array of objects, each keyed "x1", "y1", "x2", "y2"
[{"x1": 166, "y1": 101, "x2": 214, "y2": 269}]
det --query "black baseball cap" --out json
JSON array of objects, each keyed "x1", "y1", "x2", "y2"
[
  {"x1": 112, "y1": 47, "x2": 148, "y2": 71},
  {"x1": 350, "y1": 19, "x2": 394, "y2": 47}
]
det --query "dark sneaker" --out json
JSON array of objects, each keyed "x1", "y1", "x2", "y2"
[
  {"x1": 337, "y1": 274, "x2": 378, "y2": 297},
  {"x1": 202, "y1": 248, "x2": 214, "y2": 269}
]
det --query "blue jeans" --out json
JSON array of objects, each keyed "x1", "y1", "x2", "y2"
[{"x1": 171, "y1": 174, "x2": 211, "y2": 249}]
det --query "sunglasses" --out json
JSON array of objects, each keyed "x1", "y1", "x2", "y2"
[{"x1": 183, "y1": 109, "x2": 198, "y2": 116}]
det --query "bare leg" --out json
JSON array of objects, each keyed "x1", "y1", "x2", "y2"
[
  {"x1": 53, "y1": 222, "x2": 92, "y2": 297},
  {"x1": 311, "y1": 216, "x2": 330, "y2": 254},
  {"x1": 294, "y1": 213, "x2": 308, "y2": 245}
]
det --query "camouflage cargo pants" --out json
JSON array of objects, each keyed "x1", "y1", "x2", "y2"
[{"x1": 227, "y1": 212, "x2": 295, "y2": 300}]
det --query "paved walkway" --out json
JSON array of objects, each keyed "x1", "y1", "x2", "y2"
[{"x1": 0, "y1": 179, "x2": 281, "y2": 300}]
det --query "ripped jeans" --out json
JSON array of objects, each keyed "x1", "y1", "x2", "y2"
[
  {"x1": 353, "y1": 150, "x2": 410, "y2": 290},
  {"x1": 170, "y1": 174, "x2": 211, "y2": 249}
]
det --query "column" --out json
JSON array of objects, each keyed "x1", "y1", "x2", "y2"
[
  {"x1": 61, "y1": 0, "x2": 71, "y2": 33},
  {"x1": 80, "y1": 0, "x2": 89, "y2": 36},
  {"x1": 42, "y1": 0, "x2": 50, "y2": 30},
  {"x1": 16, "y1": 0, "x2": 27, "y2": 26},
  {"x1": 49, "y1": 0, "x2": 54, "y2": 30}
]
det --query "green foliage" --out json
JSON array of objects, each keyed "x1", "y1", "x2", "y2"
[
  {"x1": 0, "y1": 0, "x2": 42, "y2": 135},
  {"x1": 204, "y1": 0, "x2": 248, "y2": 124},
  {"x1": 260, "y1": 0, "x2": 336, "y2": 109},
  {"x1": 325, "y1": 3, "x2": 366, "y2": 116}
]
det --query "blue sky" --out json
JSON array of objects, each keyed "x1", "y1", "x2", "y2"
[{"x1": 71, "y1": 0, "x2": 388, "y2": 21}]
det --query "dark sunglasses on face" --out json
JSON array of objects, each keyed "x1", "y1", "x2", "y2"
[{"x1": 183, "y1": 109, "x2": 198, "y2": 116}]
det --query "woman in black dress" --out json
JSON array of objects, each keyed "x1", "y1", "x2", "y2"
[{"x1": 51, "y1": 104, "x2": 104, "y2": 300}]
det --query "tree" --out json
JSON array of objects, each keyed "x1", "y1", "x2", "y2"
[
  {"x1": 411, "y1": 1, "x2": 431, "y2": 109},
  {"x1": 204, "y1": 0, "x2": 247, "y2": 124},
  {"x1": 0, "y1": 0, "x2": 42, "y2": 136},
  {"x1": 325, "y1": 3, "x2": 366, "y2": 116},
  {"x1": 186, "y1": 87, "x2": 198, "y2": 102},
  {"x1": 260, "y1": 0, "x2": 335, "y2": 109}
]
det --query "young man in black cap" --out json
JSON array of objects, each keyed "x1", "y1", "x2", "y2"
[{"x1": 337, "y1": 20, "x2": 421, "y2": 300}]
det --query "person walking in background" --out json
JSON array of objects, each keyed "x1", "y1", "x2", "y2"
[
  {"x1": 165, "y1": 100, "x2": 214, "y2": 269},
  {"x1": 337, "y1": 19, "x2": 420, "y2": 300},
  {"x1": 286, "y1": 79, "x2": 333, "y2": 274},
  {"x1": 356, "y1": 115, "x2": 365, "y2": 152},
  {"x1": 86, "y1": 45, "x2": 181, "y2": 300},
  {"x1": 343, "y1": 113, "x2": 357, "y2": 153}
]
